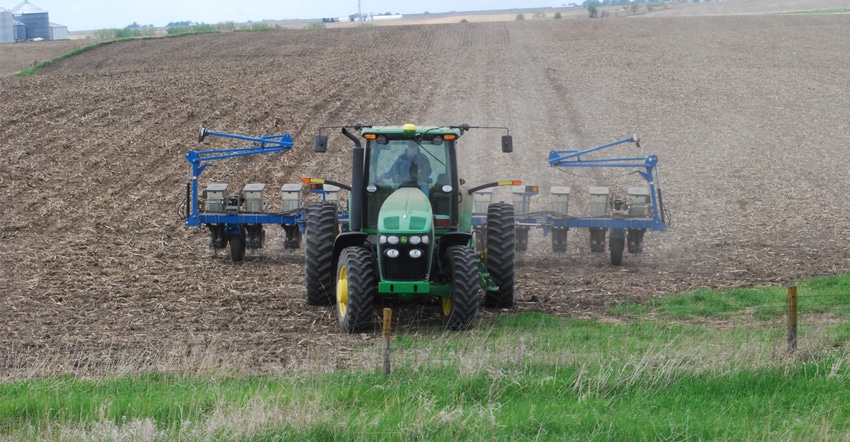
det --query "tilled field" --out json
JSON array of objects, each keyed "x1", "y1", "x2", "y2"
[{"x1": 2, "y1": 7, "x2": 849, "y2": 375}]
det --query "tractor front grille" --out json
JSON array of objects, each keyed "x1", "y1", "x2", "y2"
[{"x1": 380, "y1": 244, "x2": 429, "y2": 281}]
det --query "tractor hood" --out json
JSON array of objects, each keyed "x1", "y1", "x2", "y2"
[{"x1": 378, "y1": 188, "x2": 433, "y2": 233}]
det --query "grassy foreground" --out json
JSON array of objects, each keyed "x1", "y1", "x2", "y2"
[{"x1": 2, "y1": 276, "x2": 850, "y2": 441}]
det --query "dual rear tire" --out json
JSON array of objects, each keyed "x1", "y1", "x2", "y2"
[
  {"x1": 484, "y1": 203, "x2": 516, "y2": 309},
  {"x1": 305, "y1": 202, "x2": 338, "y2": 306}
]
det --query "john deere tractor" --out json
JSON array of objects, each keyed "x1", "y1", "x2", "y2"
[{"x1": 305, "y1": 123, "x2": 517, "y2": 332}]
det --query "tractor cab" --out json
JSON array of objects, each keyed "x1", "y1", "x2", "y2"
[{"x1": 362, "y1": 126, "x2": 459, "y2": 233}]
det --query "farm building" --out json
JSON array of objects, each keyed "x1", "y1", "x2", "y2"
[{"x1": 0, "y1": 1, "x2": 67, "y2": 43}]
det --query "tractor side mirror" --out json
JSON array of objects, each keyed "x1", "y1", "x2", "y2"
[
  {"x1": 314, "y1": 134, "x2": 328, "y2": 153},
  {"x1": 501, "y1": 135, "x2": 513, "y2": 153}
]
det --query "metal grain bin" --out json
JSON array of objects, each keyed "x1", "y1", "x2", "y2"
[
  {"x1": 13, "y1": 19, "x2": 25, "y2": 41},
  {"x1": 0, "y1": 8, "x2": 13, "y2": 44},
  {"x1": 12, "y1": 1, "x2": 49, "y2": 40}
]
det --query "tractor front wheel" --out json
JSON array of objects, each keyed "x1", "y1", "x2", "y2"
[
  {"x1": 442, "y1": 246, "x2": 480, "y2": 331},
  {"x1": 484, "y1": 203, "x2": 516, "y2": 308},
  {"x1": 305, "y1": 202, "x2": 338, "y2": 305},
  {"x1": 336, "y1": 247, "x2": 376, "y2": 333}
]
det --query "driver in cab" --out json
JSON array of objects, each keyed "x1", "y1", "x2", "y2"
[{"x1": 381, "y1": 141, "x2": 432, "y2": 190}]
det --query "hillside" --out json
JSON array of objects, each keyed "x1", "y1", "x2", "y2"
[{"x1": 1, "y1": 11, "x2": 849, "y2": 373}]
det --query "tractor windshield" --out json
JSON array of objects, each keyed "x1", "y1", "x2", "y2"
[{"x1": 365, "y1": 139, "x2": 453, "y2": 230}]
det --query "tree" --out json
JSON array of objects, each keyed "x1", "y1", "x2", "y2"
[{"x1": 588, "y1": 5, "x2": 598, "y2": 17}]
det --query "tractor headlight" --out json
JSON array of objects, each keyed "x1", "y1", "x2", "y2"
[
  {"x1": 409, "y1": 236, "x2": 421, "y2": 245},
  {"x1": 387, "y1": 235, "x2": 400, "y2": 245},
  {"x1": 421, "y1": 235, "x2": 430, "y2": 245},
  {"x1": 385, "y1": 248, "x2": 399, "y2": 258},
  {"x1": 379, "y1": 235, "x2": 387, "y2": 244},
  {"x1": 409, "y1": 249, "x2": 423, "y2": 258}
]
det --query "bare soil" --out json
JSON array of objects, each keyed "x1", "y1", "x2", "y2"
[{"x1": 1, "y1": 1, "x2": 849, "y2": 375}]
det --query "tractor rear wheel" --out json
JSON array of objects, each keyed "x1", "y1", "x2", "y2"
[
  {"x1": 484, "y1": 203, "x2": 516, "y2": 308},
  {"x1": 336, "y1": 247, "x2": 376, "y2": 333},
  {"x1": 442, "y1": 245, "x2": 480, "y2": 331},
  {"x1": 229, "y1": 233, "x2": 245, "y2": 262},
  {"x1": 610, "y1": 230, "x2": 625, "y2": 266},
  {"x1": 305, "y1": 202, "x2": 338, "y2": 306}
]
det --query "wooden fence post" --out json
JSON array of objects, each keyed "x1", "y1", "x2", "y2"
[
  {"x1": 787, "y1": 286, "x2": 797, "y2": 351},
  {"x1": 382, "y1": 308, "x2": 392, "y2": 375}
]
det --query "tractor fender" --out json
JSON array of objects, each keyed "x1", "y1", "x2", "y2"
[
  {"x1": 437, "y1": 232, "x2": 473, "y2": 261},
  {"x1": 332, "y1": 231, "x2": 370, "y2": 269}
]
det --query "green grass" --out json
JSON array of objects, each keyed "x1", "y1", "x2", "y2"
[
  {"x1": 11, "y1": 22, "x2": 291, "y2": 77},
  {"x1": 13, "y1": 40, "x2": 132, "y2": 76},
  {"x1": 608, "y1": 273, "x2": 850, "y2": 320},
  {"x1": 2, "y1": 275, "x2": 850, "y2": 440}
]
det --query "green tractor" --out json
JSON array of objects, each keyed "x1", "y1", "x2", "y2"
[{"x1": 305, "y1": 123, "x2": 518, "y2": 332}]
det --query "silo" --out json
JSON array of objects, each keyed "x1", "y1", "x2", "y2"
[
  {"x1": 12, "y1": 1, "x2": 49, "y2": 40},
  {"x1": 0, "y1": 8, "x2": 13, "y2": 44},
  {"x1": 13, "y1": 19, "x2": 26, "y2": 41},
  {"x1": 0, "y1": 8, "x2": 13, "y2": 43}
]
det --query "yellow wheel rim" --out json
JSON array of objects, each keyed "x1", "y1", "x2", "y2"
[
  {"x1": 442, "y1": 297, "x2": 452, "y2": 316},
  {"x1": 337, "y1": 266, "x2": 348, "y2": 317}
]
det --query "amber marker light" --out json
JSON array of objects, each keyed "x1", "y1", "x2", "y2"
[{"x1": 402, "y1": 123, "x2": 417, "y2": 137}]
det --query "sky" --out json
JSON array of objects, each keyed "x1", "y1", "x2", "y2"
[{"x1": 4, "y1": 0, "x2": 545, "y2": 31}]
